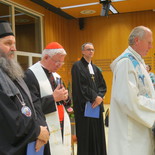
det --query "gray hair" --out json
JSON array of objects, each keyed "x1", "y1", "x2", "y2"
[
  {"x1": 128, "y1": 26, "x2": 151, "y2": 46},
  {"x1": 81, "y1": 42, "x2": 94, "y2": 51},
  {"x1": 0, "y1": 52, "x2": 24, "y2": 80},
  {"x1": 42, "y1": 48, "x2": 67, "y2": 58}
]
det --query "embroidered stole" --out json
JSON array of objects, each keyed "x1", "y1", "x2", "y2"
[
  {"x1": 29, "y1": 62, "x2": 71, "y2": 155},
  {"x1": 120, "y1": 53, "x2": 154, "y2": 98}
]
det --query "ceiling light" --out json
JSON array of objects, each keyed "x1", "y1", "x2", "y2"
[
  {"x1": 80, "y1": 10, "x2": 96, "y2": 15},
  {"x1": 100, "y1": 0, "x2": 118, "y2": 16},
  {"x1": 111, "y1": 0, "x2": 126, "y2": 2},
  {"x1": 60, "y1": 2, "x2": 99, "y2": 9},
  {"x1": 109, "y1": 5, "x2": 118, "y2": 14}
]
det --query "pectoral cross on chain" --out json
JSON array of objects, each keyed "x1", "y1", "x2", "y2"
[{"x1": 91, "y1": 74, "x2": 95, "y2": 82}]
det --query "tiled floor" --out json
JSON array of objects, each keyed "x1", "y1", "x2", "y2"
[{"x1": 72, "y1": 104, "x2": 110, "y2": 155}]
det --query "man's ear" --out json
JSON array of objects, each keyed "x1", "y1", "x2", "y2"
[
  {"x1": 44, "y1": 54, "x2": 50, "y2": 60},
  {"x1": 134, "y1": 37, "x2": 139, "y2": 45}
]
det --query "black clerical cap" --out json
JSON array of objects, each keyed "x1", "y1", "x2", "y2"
[{"x1": 0, "y1": 20, "x2": 14, "y2": 38}]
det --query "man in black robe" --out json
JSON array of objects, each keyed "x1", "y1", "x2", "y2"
[
  {"x1": 24, "y1": 42, "x2": 72, "y2": 154},
  {"x1": 0, "y1": 20, "x2": 49, "y2": 155},
  {"x1": 71, "y1": 42, "x2": 107, "y2": 155}
]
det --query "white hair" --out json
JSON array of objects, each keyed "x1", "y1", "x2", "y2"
[
  {"x1": 128, "y1": 26, "x2": 151, "y2": 46},
  {"x1": 42, "y1": 49, "x2": 67, "y2": 58}
]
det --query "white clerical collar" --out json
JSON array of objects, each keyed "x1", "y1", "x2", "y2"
[{"x1": 88, "y1": 63, "x2": 94, "y2": 74}]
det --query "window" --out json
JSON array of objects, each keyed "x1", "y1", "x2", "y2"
[
  {"x1": 0, "y1": 0, "x2": 43, "y2": 69},
  {"x1": 15, "y1": 9, "x2": 42, "y2": 53},
  {"x1": 0, "y1": 2, "x2": 12, "y2": 25},
  {"x1": 0, "y1": 0, "x2": 43, "y2": 53}
]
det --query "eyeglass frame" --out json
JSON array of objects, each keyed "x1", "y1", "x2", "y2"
[
  {"x1": 50, "y1": 57, "x2": 65, "y2": 65},
  {"x1": 84, "y1": 48, "x2": 95, "y2": 52}
]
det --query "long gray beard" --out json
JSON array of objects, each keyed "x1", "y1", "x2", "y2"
[{"x1": 0, "y1": 56, "x2": 24, "y2": 80}]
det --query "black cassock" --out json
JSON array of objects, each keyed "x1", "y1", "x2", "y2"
[
  {"x1": 24, "y1": 67, "x2": 71, "y2": 154},
  {"x1": 71, "y1": 57, "x2": 107, "y2": 155},
  {"x1": 0, "y1": 78, "x2": 40, "y2": 155},
  {"x1": 24, "y1": 68, "x2": 57, "y2": 155}
]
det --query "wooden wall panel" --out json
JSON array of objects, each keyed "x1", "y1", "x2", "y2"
[
  {"x1": 68, "y1": 11, "x2": 155, "y2": 104},
  {"x1": 16, "y1": 24, "x2": 35, "y2": 52},
  {"x1": 10, "y1": 1, "x2": 155, "y2": 104},
  {"x1": 11, "y1": 0, "x2": 71, "y2": 86},
  {"x1": 68, "y1": 11, "x2": 155, "y2": 60}
]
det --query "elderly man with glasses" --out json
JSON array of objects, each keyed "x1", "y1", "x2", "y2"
[{"x1": 24, "y1": 42, "x2": 72, "y2": 155}]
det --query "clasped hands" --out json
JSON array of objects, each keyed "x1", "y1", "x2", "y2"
[
  {"x1": 92, "y1": 96, "x2": 104, "y2": 108},
  {"x1": 35, "y1": 126, "x2": 50, "y2": 152},
  {"x1": 53, "y1": 84, "x2": 68, "y2": 102}
]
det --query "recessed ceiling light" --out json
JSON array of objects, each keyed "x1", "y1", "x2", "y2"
[{"x1": 80, "y1": 10, "x2": 96, "y2": 15}]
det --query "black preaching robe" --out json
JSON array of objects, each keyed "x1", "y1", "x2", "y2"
[
  {"x1": 0, "y1": 78, "x2": 40, "y2": 155},
  {"x1": 71, "y1": 57, "x2": 107, "y2": 155}
]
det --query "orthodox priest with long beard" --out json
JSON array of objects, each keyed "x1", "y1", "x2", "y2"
[{"x1": 0, "y1": 20, "x2": 49, "y2": 155}]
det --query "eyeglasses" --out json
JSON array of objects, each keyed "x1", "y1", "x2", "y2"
[
  {"x1": 84, "y1": 48, "x2": 95, "y2": 52},
  {"x1": 50, "y1": 58, "x2": 65, "y2": 65}
]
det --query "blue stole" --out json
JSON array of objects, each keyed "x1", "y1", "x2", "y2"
[{"x1": 119, "y1": 53, "x2": 149, "y2": 98}]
